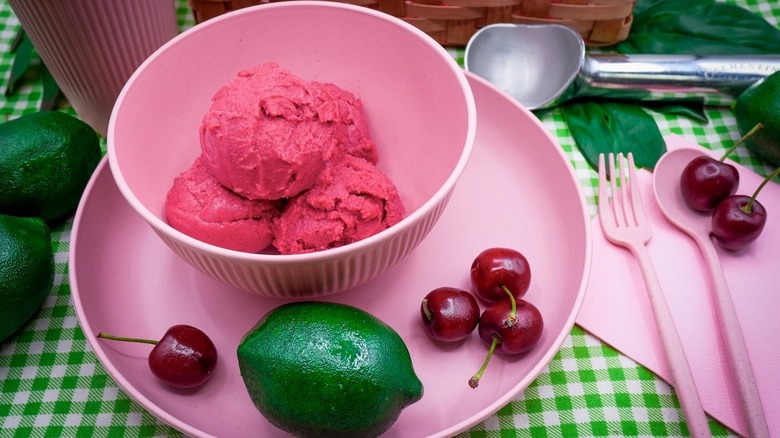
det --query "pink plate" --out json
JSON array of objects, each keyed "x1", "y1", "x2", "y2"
[{"x1": 69, "y1": 73, "x2": 592, "y2": 438}]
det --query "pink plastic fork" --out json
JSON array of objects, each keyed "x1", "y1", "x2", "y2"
[{"x1": 598, "y1": 153, "x2": 711, "y2": 437}]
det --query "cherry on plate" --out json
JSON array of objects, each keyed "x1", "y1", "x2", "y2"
[
  {"x1": 420, "y1": 287, "x2": 480, "y2": 342},
  {"x1": 470, "y1": 247, "x2": 531, "y2": 302},
  {"x1": 468, "y1": 290, "x2": 543, "y2": 388},
  {"x1": 97, "y1": 324, "x2": 218, "y2": 389}
]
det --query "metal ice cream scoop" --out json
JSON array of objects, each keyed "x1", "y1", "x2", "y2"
[{"x1": 464, "y1": 23, "x2": 780, "y2": 110}]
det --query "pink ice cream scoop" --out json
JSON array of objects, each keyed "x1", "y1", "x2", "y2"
[
  {"x1": 165, "y1": 156, "x2": 281, "y2": 253},
  {"x1": 200, "y1": 62, "x2": 378, "y2": 201},
  {"x1": 273, "y1": 155, "x2": 405, "y2": 254}
]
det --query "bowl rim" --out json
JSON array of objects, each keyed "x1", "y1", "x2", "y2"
[{"x1": 107, "y1": 0, "x2": 477, "y2": 263}]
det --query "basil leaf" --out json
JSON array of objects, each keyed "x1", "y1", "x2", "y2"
[
  {"x1": 5, "y1": 35, "x2": 33, "y2": 97},
  {"x1": 618, "y1": 0, "x2": 780, "y2": 54},
  {"x1": 641, "y1": 101, "x2": 708, "y2": 123},
  {"x1": 558, "y1": 0, "x2": 779, "y2": 171},
  {"x1": 9, "y1": 27, "x2": 26, "y2": 53},
  {"x1": 40, "y1": 64, "x2": 63, "y2": 111},
  {"x1": 560, "y1": 101, "x2": 666, "y2": 171}
]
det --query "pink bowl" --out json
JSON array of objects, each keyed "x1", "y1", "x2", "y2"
[{"x1": 107, "y1": 1, "x2": 476, "y2": 298}]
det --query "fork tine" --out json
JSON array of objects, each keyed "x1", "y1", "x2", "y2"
[
  {"x1": 609, "y1": 153, "x2": 626, "y2": 228},
  {"x1": 599, "y1": 154, "x2": 618, "y2": 228},
  {"x1": 618, "y1": 153, "x2": 633, "y2": 227},
  {"x1": 627, "y1": 153, "x2": 649, "y2": 229},
  {"x1": 597, "y1": 153, "x2": 612, "y2": 226}
]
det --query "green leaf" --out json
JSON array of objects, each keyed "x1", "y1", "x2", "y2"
[
  {"x1": 560, "y1": 101, "x2": 666, "y2": 171},
  {"x1": 9, "y1": 27, "x2": 26, "y2": 53},
  {"x1": 617, "y1": 0, "x2": 780, "y2": 54},
  {"x1": 40, "y1": 64, "x2": 63, "y2": 111},
  {"x1": 5, "y1": 35, "x2": 33, "y2": 97},
  {"x1": 641, "y1": 101, "x2": 708, "y2": 124},
  {"x1": 557, "y1": 0, "x2": 780, "y2": 171}
]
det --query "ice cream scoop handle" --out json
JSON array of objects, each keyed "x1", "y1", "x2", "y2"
[{"x1": 580, "y1": 54, "x2": 780, "y2": 104}]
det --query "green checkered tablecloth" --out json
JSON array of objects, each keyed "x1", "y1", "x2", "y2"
[{"x1": 1, "y1": 1, "x2": 778, "y2": 437}]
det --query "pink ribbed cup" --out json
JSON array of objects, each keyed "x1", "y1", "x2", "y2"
[{"x1": 8, "y1": 0, "x2": 178, "y2": 136}]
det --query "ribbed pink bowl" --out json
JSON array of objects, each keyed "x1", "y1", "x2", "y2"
[{"x1": 107, "y1": 1, "x2": 476, "y2": 298}]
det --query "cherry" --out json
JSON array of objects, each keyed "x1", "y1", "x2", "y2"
[
  {"x1": 420, "y1": 287, "x2": 480, "y2": 342},
  {"x1": 468, "y1": 286, "x2": 543, "y2": 388},
  {"x1": 680, "y1": 156, "x2": 739, "y2": 212},
  {"x1": 679, "y1": 123, "x2": 762, "y2": 212},
  {"x1": 470, "y1": 247, "x2": 531, "y2": 302},
  {"x1": 97, "y1": 325, "x2": 218, "y2": 389},
  {"x1": 710, "y1": 164, "x2": 778, "y2": 251},
  {"x1": 711, "y1": 196, "x2": 766, "y2": 250}
]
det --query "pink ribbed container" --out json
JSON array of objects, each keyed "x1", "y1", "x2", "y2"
[
  {"x1": 8, "y1": 0, "x2": 178, "y2": 136},
  {"x1": 107, "y1": 2, "x2": 476, "y2": 298}
]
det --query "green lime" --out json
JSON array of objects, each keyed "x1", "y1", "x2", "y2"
[
  {"x1": 0, "y1": 111, "x2": 101, "y2": 224},
  {"x1": 237, "y1": 301, "x2": 423, "y2": 438},
  {"x1": 734, "y1": 71, "x2": 780, "y2": 167},
  {"x1": 0, "y1": 214, "x2": 54, "y2": 342}
]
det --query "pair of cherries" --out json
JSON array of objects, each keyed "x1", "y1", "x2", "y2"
[
  {"x1": 680, "y1": 123, "x2": 778, "y2": 250},
  {"x1": 419, "y1": 247, "x2": 544, "y2": 388}
]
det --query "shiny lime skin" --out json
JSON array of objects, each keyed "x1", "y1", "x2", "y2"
[
  {"x1": 0, "y1": 111, "x2": 101, "y2": 224},
  {"x1": 0, "y1": 214, "x2": 54, "y2": 342},
  {"x1": 734, "y1": 71, "x2": 780, "y2": 167},
  {"x1": 237, "y1": 301, "x2": 423, "y2": 438}
]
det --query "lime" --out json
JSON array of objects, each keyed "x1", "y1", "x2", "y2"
[
  {"x1": 0, "y1": 111, "x2": 101, "y2": 224},
  {"x1": 0, "y1": 214, "x2": 54, "y2": 342},
  {"x1": 237, "y1": 301, "x2": 423, "y2": 438},
  {"x1": 734, "y1": 71, "x2": 780, "y2": 167}
]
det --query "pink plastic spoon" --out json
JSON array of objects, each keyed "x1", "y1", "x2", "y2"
[{"x1": 652, "y1": 147, "x2": 769, "y2": 438}]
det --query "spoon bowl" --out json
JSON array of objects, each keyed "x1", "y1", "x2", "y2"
[{"x1": 652, "y1": 148, "x2": 712, "y2": 240}]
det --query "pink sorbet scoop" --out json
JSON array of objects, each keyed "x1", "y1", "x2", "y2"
[
  {"x1": 272, "y1": 155, "x2": 405, "y2": 254},
  {"x1": 165, "y1": 156, "x2": 281, "y2": 253},
  {"x1": 200, "y1": 62, "x2": 378, "y2": 200}
]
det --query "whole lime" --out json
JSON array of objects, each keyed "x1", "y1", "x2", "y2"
[
  {"x1": 237, "y1": 301, "x2": 423, "y2": 438},
  {"x1": 0, "y1": 214, "x2": 54, "y2": 342},
  {"x1": 0, "y1": 111, "x2": 101, "y2": 224},
  {"x1": 734, "y1": 71, "x2": 780, "y2": 167}
]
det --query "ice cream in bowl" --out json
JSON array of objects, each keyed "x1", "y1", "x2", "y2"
[{"x1": 107, "y1": 1, "x2": 476, "y2": 298}]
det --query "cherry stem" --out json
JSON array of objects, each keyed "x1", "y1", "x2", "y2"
[
  {"x1": 421, "y1": 299, "x2": 433, "y2": 321},
  {"x1": 743, "y1": 164, "x2": 780, "y2": 213},
  {"x1": 469, "y1": 334, "x2": 500, "y2": 388},
  {"x1": 97, "y1": 332, "x2": 158, "y2": 345},
  {"x1": 720, "y1": 122, "x2": 763, "y2": 162},
  {"x1": 500, "y1": 284, "x2": 517, "y2": 326}
]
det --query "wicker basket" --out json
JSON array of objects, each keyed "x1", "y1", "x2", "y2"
[
  {"x1": 187, "y1": 0, "x2": 634, "y2": 47},
  {"x1": 512, "y1": 0, "x2": 634, "y2": 46}
]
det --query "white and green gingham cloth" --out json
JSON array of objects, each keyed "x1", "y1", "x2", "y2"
[{"x1": 1, "y1": 1, "x2": 778, "y2": 436}]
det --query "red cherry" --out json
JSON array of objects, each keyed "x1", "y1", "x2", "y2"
[
  {"x1": 97, "y1": 324, "x2": 218, "y2": 389},
  {"x1": 468, "y1": 286, "x2": 543, "y2": 388},
  {"x1": 420, "y1": 287, "x2": 480, "y2": 342},
  {"x1": 477, "y1": 299, "x2": 543, "y2": 355},
  {"x1": 679, "y1": 123, "x2": 763, "y2": 212},
  {"x1": 711, "y1": 195, "x2": 767, "y2": 251},
  {"x1": 680, "y1": 155, "x2": 739, "y2": 212},
  {"x1": 470, "y1": 247, "x2": 531, "y2": 302},
  {"x1": 710, "y1": 162, "x2": 779, "y2": 251}
]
